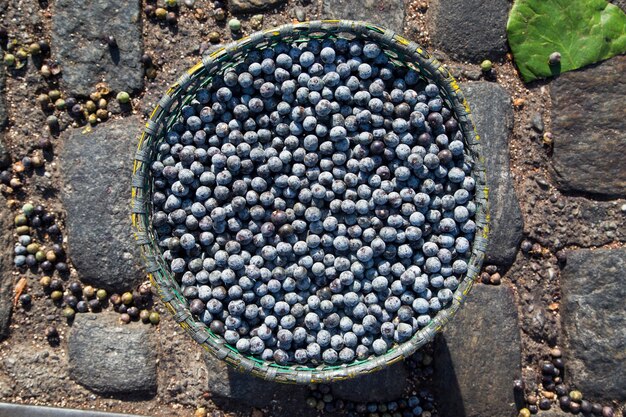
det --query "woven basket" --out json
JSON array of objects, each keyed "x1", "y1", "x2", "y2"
[{"x1": 131, "y1": 20, "x2": 489, "y2": 384}]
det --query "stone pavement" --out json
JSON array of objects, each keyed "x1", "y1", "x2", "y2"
[{"x1": 0, "y1": 0, "x2": 625, "y2": 416}]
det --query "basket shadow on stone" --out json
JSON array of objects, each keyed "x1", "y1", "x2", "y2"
[
  {"x1": 433, "y1": 285, "x2": 523, "y2": 417},
  {"x1": 205, "y1": 352, "x2": 314, "y2": 416},
  {"x1": 206, "y1": 351, "x2": 409, "y2": 416}
]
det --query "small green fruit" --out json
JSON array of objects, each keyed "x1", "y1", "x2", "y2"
[
  {"x1": 40, "y1": 65, "x2": 52, "y2": 78},
  {"x1": 480, "y1": 60, "x2": 492, "y2": 72},
  {"x1": 40, "y1": 276, "x2": 52, "y2": 287},
  {"x1": 121, "y1": 292, "x2": 133, "y2": 305},
  {"x1": 54, "y1": 98, "x2": 66, "y2": 110},
  {"x1": 29, "y1": 42, "x2": 41, "y2": 55},
  {"x1": 14, "y1": 214, "x2": 28, "y2": 226},
  {"x1": 85, "y1": 100, "x2": 97, "y2": 113},
  {"x1": 21, "y1": 203, "x2": 35, "y2": 216},
  {"x1": 116, "y1": 91, "x2": 130, "y2": 103},
  {"x1": 48, "y1": 90, "x2": 61, "y2": 101},
  {"x1": 26, "y1": 243, "x2": 40, "y2": 254},
  {"x1": 229, "y1": 18, "x2": 241, "y2": 32},
  {"x1": 569, "y1": 390, "x2": 583, "y2": 402},
  {"x1": 63, "y1": 306, "x2": 76, "y2": 319},
  {"x1": 155, "y1": 7, "x2": 167, "y2": 19},
  {"x1": 149, "y1": 311, "x2": 160, "y2": 325},
  {"x1": 83, "y1": 285, "x2": 95, "y2": 298},
  {"x1": 16, "y1": 225, "x2": 30, "y2": 235},
  {"x1": 3, "y1": 53, "x2": 15, "y2": 66},
  {"x1": 208, "y1": 31, "x2": 220, "y2": 44}
]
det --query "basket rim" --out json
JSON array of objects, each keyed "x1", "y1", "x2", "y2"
[{"x1": 131, "y1": 19, "x2": 489, "y2": 384}]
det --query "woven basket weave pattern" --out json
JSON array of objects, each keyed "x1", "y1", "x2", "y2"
[{"x1": 131, "y1": 20, "x2": 489, "y2": 384}]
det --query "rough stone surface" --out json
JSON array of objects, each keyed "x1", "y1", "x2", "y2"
[
  {"x1": 321, "y1": 0, "x2": 406, "y2": 34},
  {"x1": 68, "y1": 312, "x2": 157, "y2": 395},
  {"x1": 428, "y1": 0, "x2": 510, "y2": 63},
  {"x1": 550, "y1": 56, "x2": 626, "y2": 197},
  {"x1": 561, "y1": 247, "x2": 626, "y2": 402},
  {"x1": 332, "y1": 361, "x2": 409, "y2": 402},
  {"x1": 0, "y1": 195, "x2": 13, "y2": 340},
  {"x1": 434, "y1": 284, "x2": 522, "y2": 417},
  {"x1": 535, "y1": 412, "x2": 570, "y2": 417},
  {"x1": 229, "y1": 0, "x2": 286, "y2": 13},
  {"x1": 204, "y1": 353, "x2": 315, "y2": 416},
  {"x1": 0, "y1": 63, "x2": 7, "y2": 129},
  {"x1": 462, "y1": 82, "x2": 523, "y2": 267},
  {"x1": 525, "y1": 192, "x2": 626, "y2": 250},
  {"x1": 59, "y1": 117, "x2": 143, "y2": 292},
  {"x1": 0, "y1": 63, "x2": 9, "y2": 169},
  {"x1": 0, "y1": 344, "x2": 70, "y2": 400},
  {"x1": 51, "y1": 0, "x2": 144, "y2": 97}
]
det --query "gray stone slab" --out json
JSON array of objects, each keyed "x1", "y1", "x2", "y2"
[
  {"x1": 535, "y1": 412, "x2": 570, "y2": 417},
  {"x1": 0, "y1": 63, "x2": 7, "y2": 129},
  {"x1": 68, "y1": 312, "x2": 157, "y2": 396},
  {"x1": 0, "y1": 64, "x2": 9, "y2": 169},
  {"x1": 321, "y1": 0, "x2": 406, "y2": 34},
  {"x1": 428, "y1": 0, "x2": 511, "y2": 63},
  {"x1": 51, "y1": 0, "x2": 144, "y2": 97},
  {"x1": 0, "y1": 403, "x2": 147, "y2": 417},
  {"x1": 59, "y1": 117, "x2": 143, "y2": 293},
  {"x1": 462, "y1": 82, "x2": 523, "y2": 267},
  {"x1": 561, "y1": 247, "x2": 626, "y2": 402},
  {"x1": 550, "y1": 55, "x2": 626, "y2": 197},
  {"x1": 434, "y1": 284, "x2": 522, "y2": 417},
  {"x1": 0, "y1": 196, "x2": 13, "y2": 340},
  {"x1": 331, "y1": 361, "x2": 409, "y2": 402},
  {"x1": 228, "y1": 0, "x2": 286, "y2": 13}
]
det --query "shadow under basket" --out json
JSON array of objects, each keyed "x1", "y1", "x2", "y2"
[{"x1": 131, "y1": 19, "x2": 489, "y2": 384}]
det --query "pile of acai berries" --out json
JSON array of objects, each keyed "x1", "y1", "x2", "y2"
[{"x1": 150, "y1": 37, "x2": 477, "y2": 366}]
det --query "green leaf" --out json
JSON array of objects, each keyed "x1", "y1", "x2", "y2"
[{"x1": 507, "y1": 0, "x2": 626, "y2": 82}]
